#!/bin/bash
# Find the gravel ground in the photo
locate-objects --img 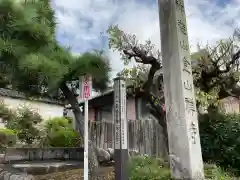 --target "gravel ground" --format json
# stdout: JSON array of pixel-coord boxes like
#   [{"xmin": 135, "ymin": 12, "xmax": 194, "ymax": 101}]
[{"xmin": 34, "ymin": 167, "xmax": 114, "ymax": 180}]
